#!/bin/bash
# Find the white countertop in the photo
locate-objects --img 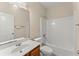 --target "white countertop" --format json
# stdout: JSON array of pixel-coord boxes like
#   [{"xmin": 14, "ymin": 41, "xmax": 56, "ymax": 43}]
[{"xmin": 0, "ymin": 40, "xmax": 40, "ymax": 56}]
